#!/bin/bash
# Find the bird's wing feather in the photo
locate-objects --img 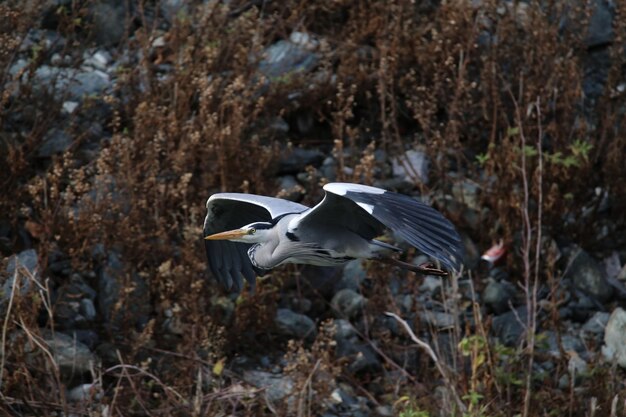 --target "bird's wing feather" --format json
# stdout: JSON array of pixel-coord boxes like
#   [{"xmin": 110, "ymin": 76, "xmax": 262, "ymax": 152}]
[
  {"xmin": 204, "ymin": 193, "xmax": 309, "ymax": 291},
  {"xmin": 295, "ymin": 183, "xmax": 464, "ymax": 271}
]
